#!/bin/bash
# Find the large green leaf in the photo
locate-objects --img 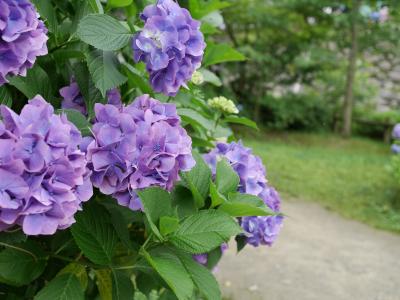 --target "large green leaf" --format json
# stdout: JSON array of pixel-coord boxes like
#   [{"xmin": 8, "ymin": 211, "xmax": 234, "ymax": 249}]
[
  {"xmin": 0, "ymin": 86, "xmax": 12, "ymax": 107},
  {"xmin": 223, "ymin": 115, "xmax": 258, "ymax": 130},
  {"xmin": 180, "ymin": 152, "xmax": 212, "ymax": 208},
  {"xmin": 122, "ymin": 63, "xmax": 153, "ymax": 95},
  {"xmin": 94, "ymin": 269, "xmax": 112, "ymax": 300},
  {"xmin": 71, "ymin": 201, "xmax": 118, "ymax": 265},
  {"xmin": 77, "ymin": 14, "xmax": 133, "ymax": 50},
  {"xmin": 32, "ymin": 0, "xmax": 58, "ymax": 33},
  {"xmin": 8, "ymin": 65, "xmax": 54, "ymax": 101},
  {"xmin": 86, "ymin": 50, "xmax": 127, "ymax": 97},
  {"xmin": 219, "ymin": 192, "xmax": 275, "ymax": 217},
  {"xmin": 168, "ymin": 210, "xmax": 241, "ymax": 254},
  {"xmin": 57, "ymin": 263, "xmax": 88, "ymax": 290},
  {"xmin": 108, "ymin": 0, "xmax": 133, "ymax": 8},
  {"xmin": 88, "ymin": 0, "xmax": 104, "ymax": 13},
  {"xmin": 142, "ymin": 247, "xmax": 194, "ymax": 300},
  {"xmin": 111, "ymin": 270, "xmax": 134, "ymax": 300},
  {"xmin": 215, "ymin": 159, "xmax": 240, "ymax": 196},
  {"xmin": 177, "ymin": 108, "xmax": 215, "ymax": 131},
  {"xmin": 198, "ymin": 69, "xmax": 222, "ymax": 86},
  {"xmin": 34, "ymin": 274, "xmax": 84, "ymax": 300},
  {"xmin": 137, "ymin": 187, "xmax": 174, "ymax": 224},
  {"xmin": 176, "ymin": 251, "xmax": 221, "ymax": 300},
  {"xmin": 203, "ymin": 43, "xmax": 246, "ymax": 67},
  {"xmin": 0, "ymin": 241, "xmax": 47, "ymax": 286}
]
